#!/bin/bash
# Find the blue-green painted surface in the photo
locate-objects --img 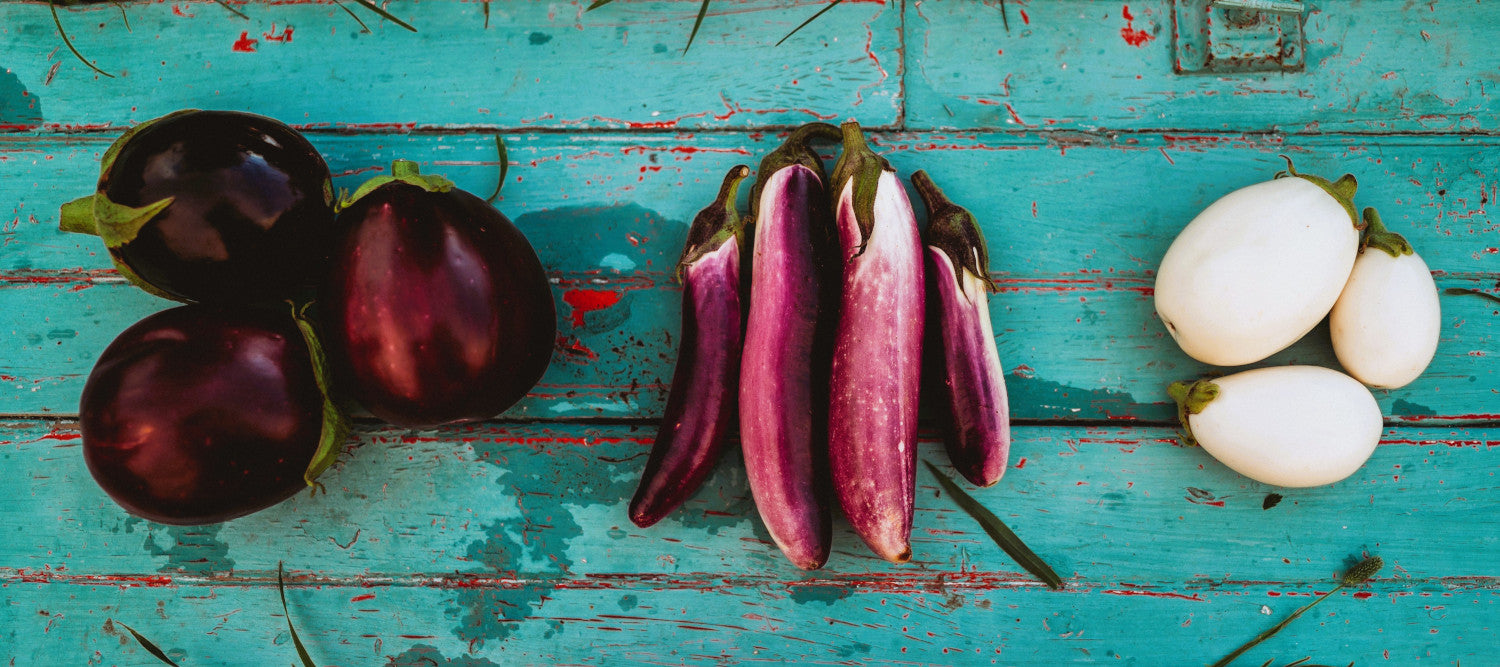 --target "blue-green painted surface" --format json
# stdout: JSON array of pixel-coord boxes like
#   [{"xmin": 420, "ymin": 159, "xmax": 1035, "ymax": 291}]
[{"xmin": 0, "ymin": 1, "xmax": 1495, "ymax": 665}]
